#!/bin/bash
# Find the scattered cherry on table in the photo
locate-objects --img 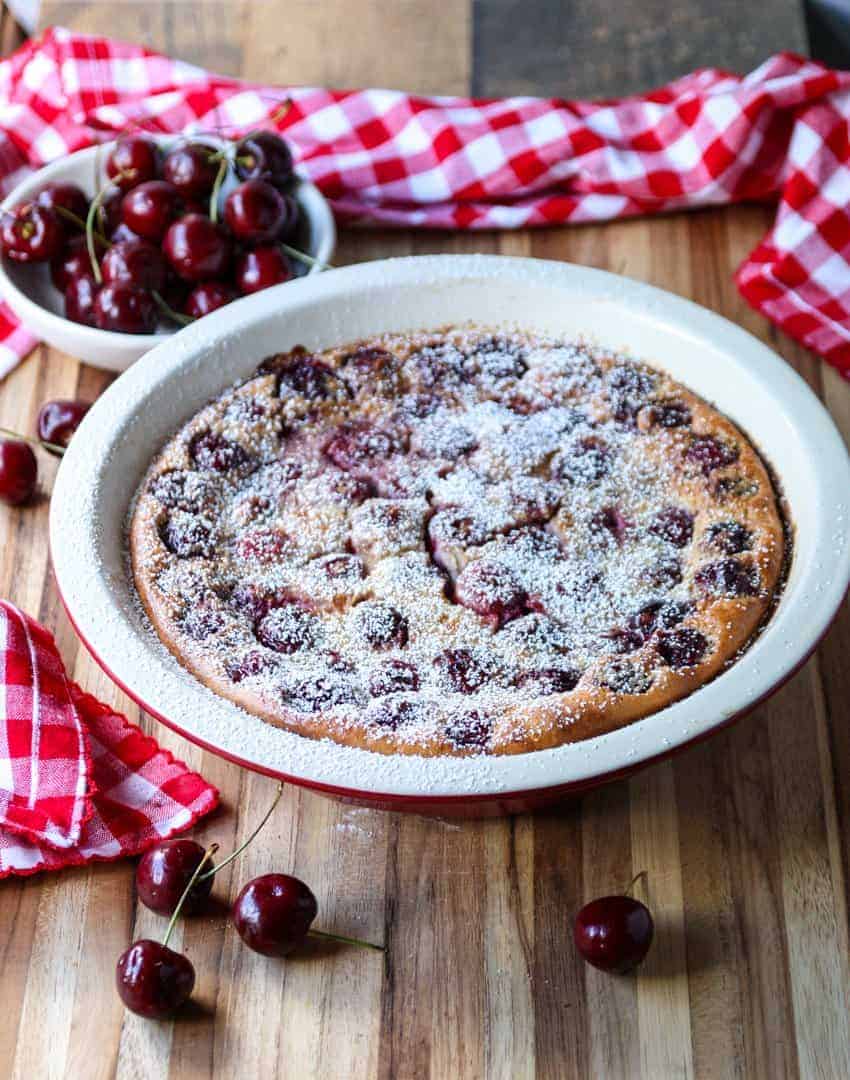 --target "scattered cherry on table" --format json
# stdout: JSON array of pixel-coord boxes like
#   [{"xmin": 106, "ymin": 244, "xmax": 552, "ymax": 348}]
[
  {"xmin": 232, "ymin": 874, "xmax": 319, "ymax": 957},
  {"xmin": 574, "ymin": 894, "xmax": 654, "ymax": 973},
  {"xmin": 0, "ymin": 440, "xmax": 37, "ymax": 505},
  {"xmin": 136, "ymin": 839, "xmax": 215, "ymax": 916},
  {"xmin": 115, "ymin": 939, "xmax": 196, "ymax": 1020},
  {"xmin": 37, "ymin": 399, "xmax": 90, "ymax": 450}
]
